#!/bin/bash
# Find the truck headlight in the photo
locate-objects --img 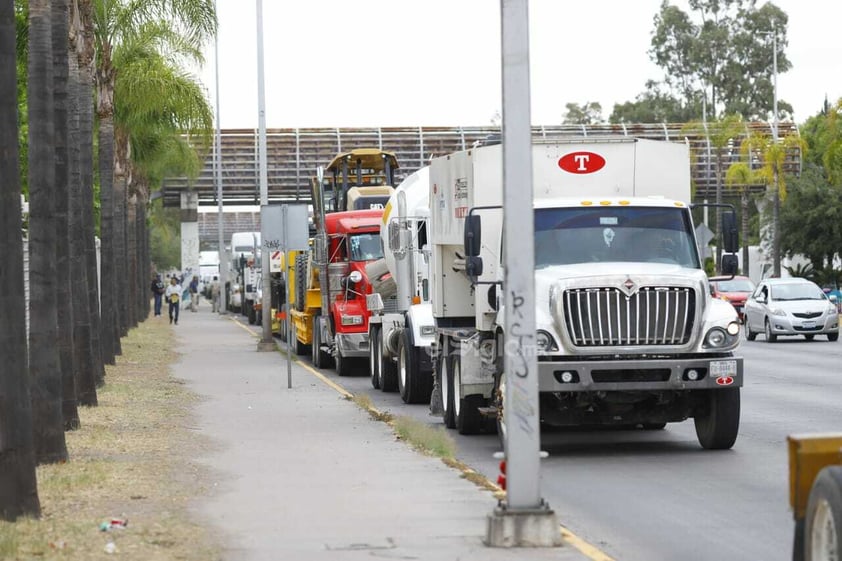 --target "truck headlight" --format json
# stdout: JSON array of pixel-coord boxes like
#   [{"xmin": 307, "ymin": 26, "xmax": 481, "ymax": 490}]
[
  {"xmin": 703, "ymin": 326, "xmax": 738, "ymax": 349},
  {"xmin": 536, "ymin": 330, "xmax": 558, "ymax": 352},
  {"xmin": 341, "ymin": 314, "xmax": 364, "ymax": 326}
]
